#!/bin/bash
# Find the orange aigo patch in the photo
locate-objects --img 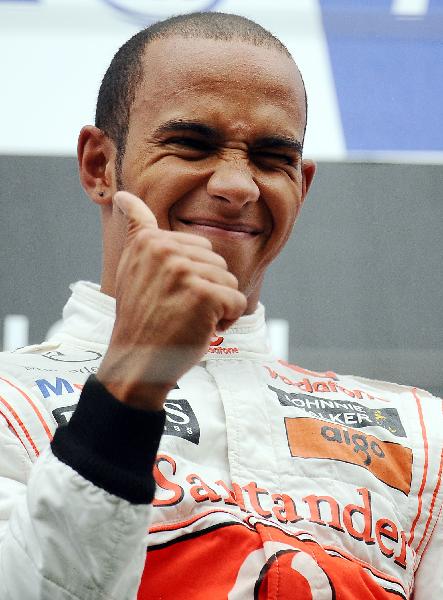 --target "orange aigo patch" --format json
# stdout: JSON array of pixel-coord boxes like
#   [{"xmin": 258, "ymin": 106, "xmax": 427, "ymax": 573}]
[{"xmin": 285, "ymin": 417, "xmax": 412, "ymax": 495}]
